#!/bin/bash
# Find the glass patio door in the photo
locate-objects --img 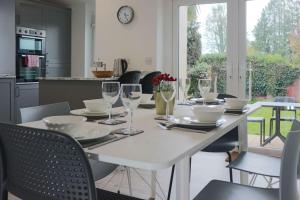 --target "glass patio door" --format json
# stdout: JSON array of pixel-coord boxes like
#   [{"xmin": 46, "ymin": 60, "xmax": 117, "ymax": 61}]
[
  {"xmin": 244, "ymin": 0, "xmax": 300, "ymax": 147},
  {"xmin": 173, "ymin": 0, "xmax": 241, "ymax": 99}
]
